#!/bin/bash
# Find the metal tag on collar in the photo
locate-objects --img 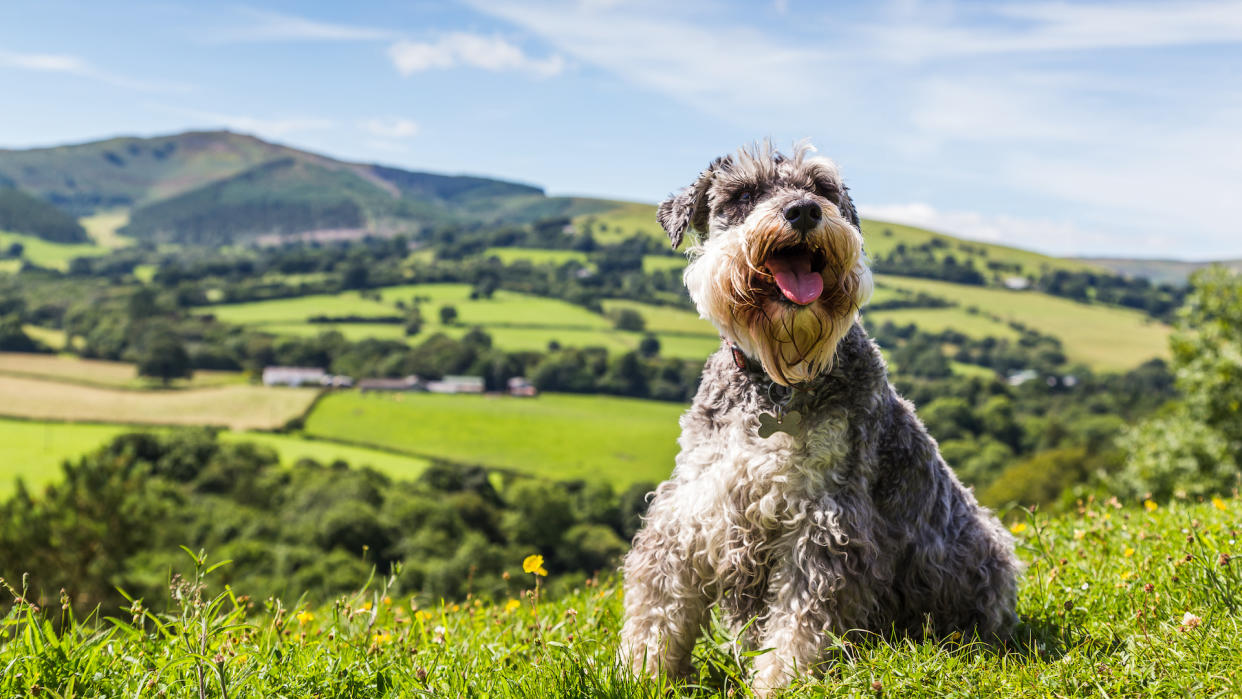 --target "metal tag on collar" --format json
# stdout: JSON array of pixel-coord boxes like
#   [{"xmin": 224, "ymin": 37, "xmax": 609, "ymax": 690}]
[{"xmin": 758, "ymin": 383, "xmax": 801, "ymax": 438}]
